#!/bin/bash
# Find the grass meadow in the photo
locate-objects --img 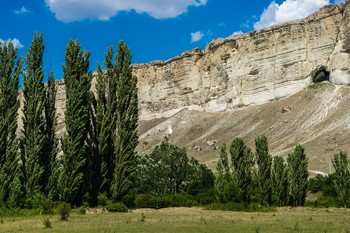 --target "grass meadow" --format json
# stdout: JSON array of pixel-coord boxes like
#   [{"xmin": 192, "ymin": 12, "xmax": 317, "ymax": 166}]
[{"xmin": 1, "ymin": 207, "xmax": 350, "ymax": 233}]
